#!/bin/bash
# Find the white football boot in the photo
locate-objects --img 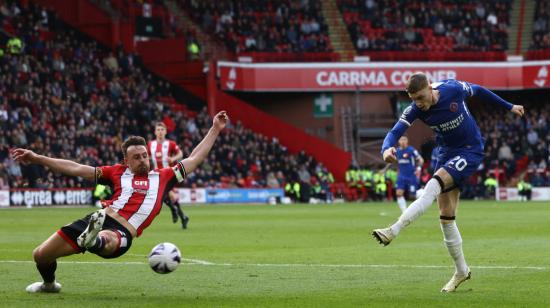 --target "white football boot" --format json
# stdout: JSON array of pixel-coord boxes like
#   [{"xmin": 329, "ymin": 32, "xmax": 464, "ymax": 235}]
[
  {"xmin": 372, "ymin": 227, "xmax": 396, "ymax": 246},
  {"xmin": 441, "ymin": 268, "xmax": 471, "ymax": 292},
  {"xmin": 26, "ymin": 281, "xmax": 62, "ymax": 293},
  {"xmin": 77, "ymin": 209, "xmax": 106, "ymax": 248}
]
